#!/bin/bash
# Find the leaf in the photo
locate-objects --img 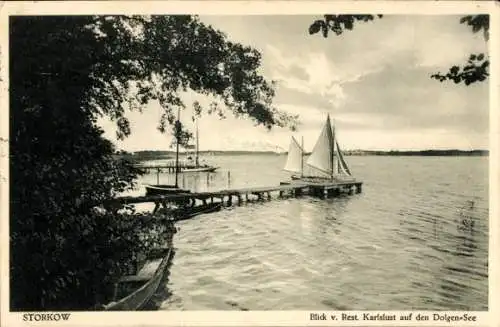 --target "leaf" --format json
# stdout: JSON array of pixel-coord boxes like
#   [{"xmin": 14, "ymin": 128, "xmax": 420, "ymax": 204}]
[
  {"xmin": 477, "ymin": 53, "xmax": 484, "ymax": 61},
  {"xmin": 309, "ymin": 21, "xmax": 323, "ymax": 35},
  {"xmin": 460, "ymin": 16, "xmax": 471, "ymax": 24},
  {"xmin": 450, "ymin": 66, "xmax": 460, "ymax": 75},
  {"xmin": 344, "ymin": 19, "xmax": 353, "ymax": 30},
  {"xmin": 322, "ymin": 24, "xmax": 329, "ymax": 38}
]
